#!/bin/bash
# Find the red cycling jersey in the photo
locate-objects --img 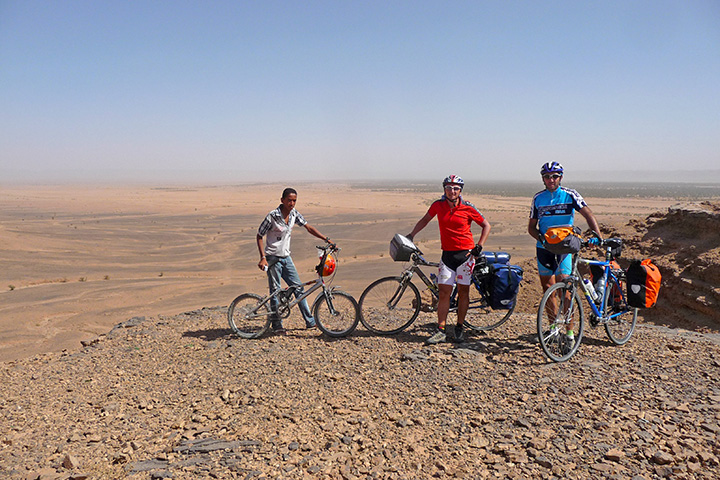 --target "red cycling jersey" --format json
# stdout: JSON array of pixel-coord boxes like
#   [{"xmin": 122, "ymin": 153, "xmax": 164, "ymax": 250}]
[{"xmin": 426, "ymin": 197, "xmax": 485, "ymax": 251}]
